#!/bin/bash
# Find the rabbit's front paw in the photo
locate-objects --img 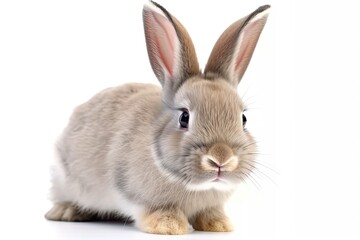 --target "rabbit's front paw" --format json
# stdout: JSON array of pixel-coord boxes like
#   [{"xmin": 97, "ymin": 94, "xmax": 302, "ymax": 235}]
[
  {"xmin": 139, "ymin": 208, "xmax": 189, "ymax": 235},
  {"xmin": 191, "ymin": 207, "xmax": 233, "ymax": 232}
]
